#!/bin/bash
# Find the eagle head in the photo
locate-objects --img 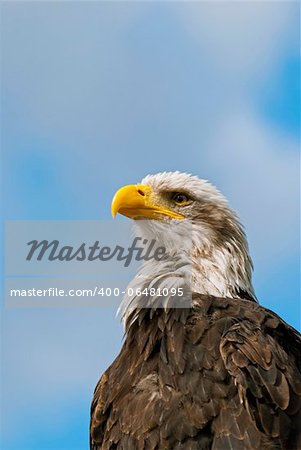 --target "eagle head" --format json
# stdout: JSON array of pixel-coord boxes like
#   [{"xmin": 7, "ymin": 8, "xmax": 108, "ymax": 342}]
[{"xmin": 111, "ymin": 171, "xmax": 256, "ymax": 315}]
